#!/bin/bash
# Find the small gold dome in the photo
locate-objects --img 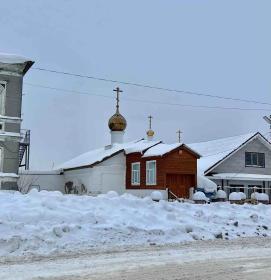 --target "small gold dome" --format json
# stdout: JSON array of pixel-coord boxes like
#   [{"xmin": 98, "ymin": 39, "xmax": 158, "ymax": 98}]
[
  {"xmin": 108, "ymin": 113, "xmax": 127, "ymax": 131},
  {"xmin": 147, "ymin": 129, "xmax": 154, "ymax": 137}
]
